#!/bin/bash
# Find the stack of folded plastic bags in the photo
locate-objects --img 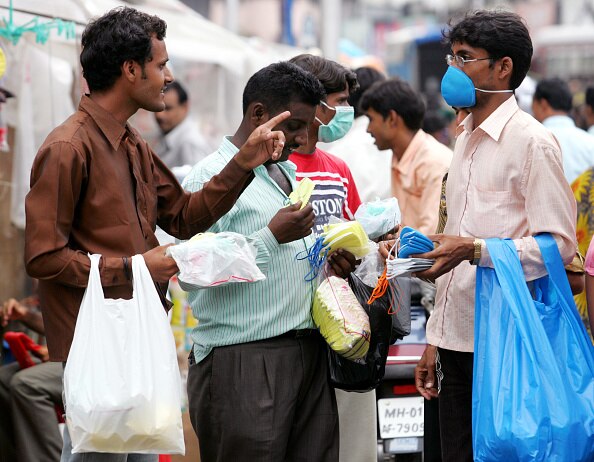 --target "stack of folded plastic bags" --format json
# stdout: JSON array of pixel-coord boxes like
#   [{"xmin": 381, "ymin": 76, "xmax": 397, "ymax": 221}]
[
  {"xmin": 308, "ymin": 219, "xmax": 373, "ymax": 360},
  {"xmin": 167, "ymin": 232, "xmax": 265, "ymax": 290},
  {"xmin": 313, "ymin": 276, "xmax": 371, "ymax": 361}
]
